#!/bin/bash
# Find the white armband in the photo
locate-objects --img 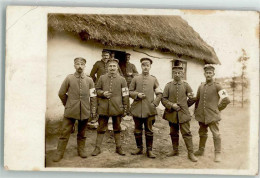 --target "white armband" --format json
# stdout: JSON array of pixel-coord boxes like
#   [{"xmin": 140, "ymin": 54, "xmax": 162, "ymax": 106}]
[
  {"xmin": 90, "ymin": 88, "xmax": 97, "ymax": 97},
  {"xmin": 155, "ymin": 87, "xmax": 163, "ymax": 94},
  {"xmin": 218, "ymin": 89, "xmax": 228, "ymax": 99},
  {"xmin": 122, "ymin": 87, "xmax": 129, "ymax": 96}
]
